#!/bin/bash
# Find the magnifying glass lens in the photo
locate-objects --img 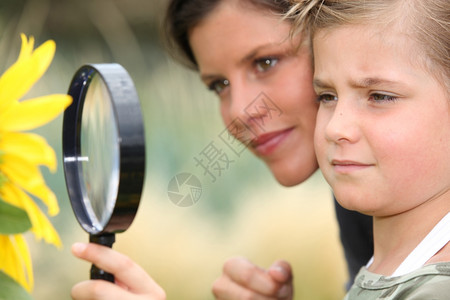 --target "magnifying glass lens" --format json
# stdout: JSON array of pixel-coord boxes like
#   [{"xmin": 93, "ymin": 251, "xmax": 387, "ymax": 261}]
[{"xmin": 79, "ymin": 74, "xmax": 120, "ymax": 232}]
